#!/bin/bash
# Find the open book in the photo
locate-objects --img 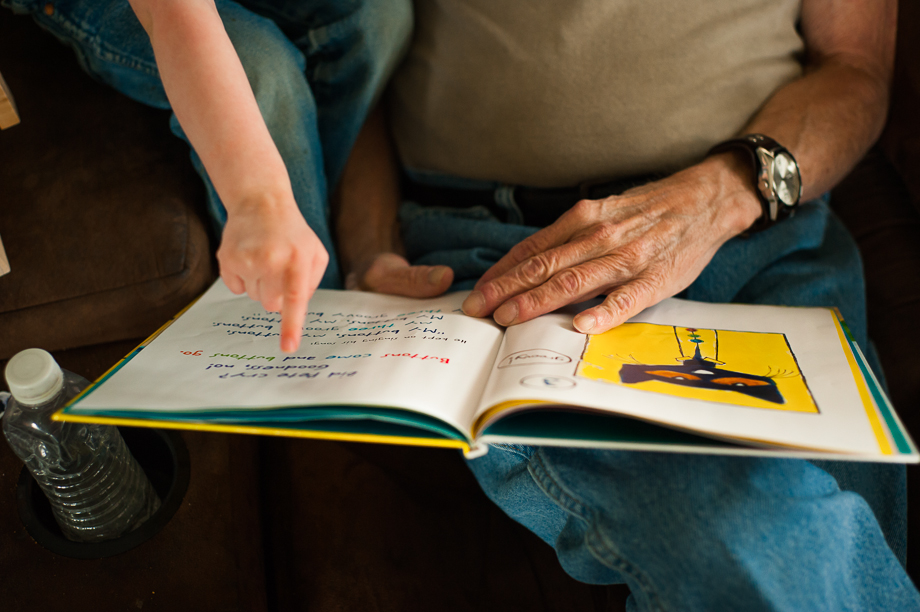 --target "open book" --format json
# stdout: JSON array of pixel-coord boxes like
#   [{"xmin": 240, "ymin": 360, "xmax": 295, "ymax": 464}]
[{"xmin": 57, "ymin": 280, "xmax": 918, "ymax": 462}]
